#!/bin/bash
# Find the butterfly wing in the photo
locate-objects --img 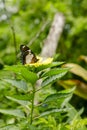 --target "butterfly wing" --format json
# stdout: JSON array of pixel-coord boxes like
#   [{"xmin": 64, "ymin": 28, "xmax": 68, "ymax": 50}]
[{"xmin": 20, "ymin": 45, "xmax": 38, "ymax": 65}]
